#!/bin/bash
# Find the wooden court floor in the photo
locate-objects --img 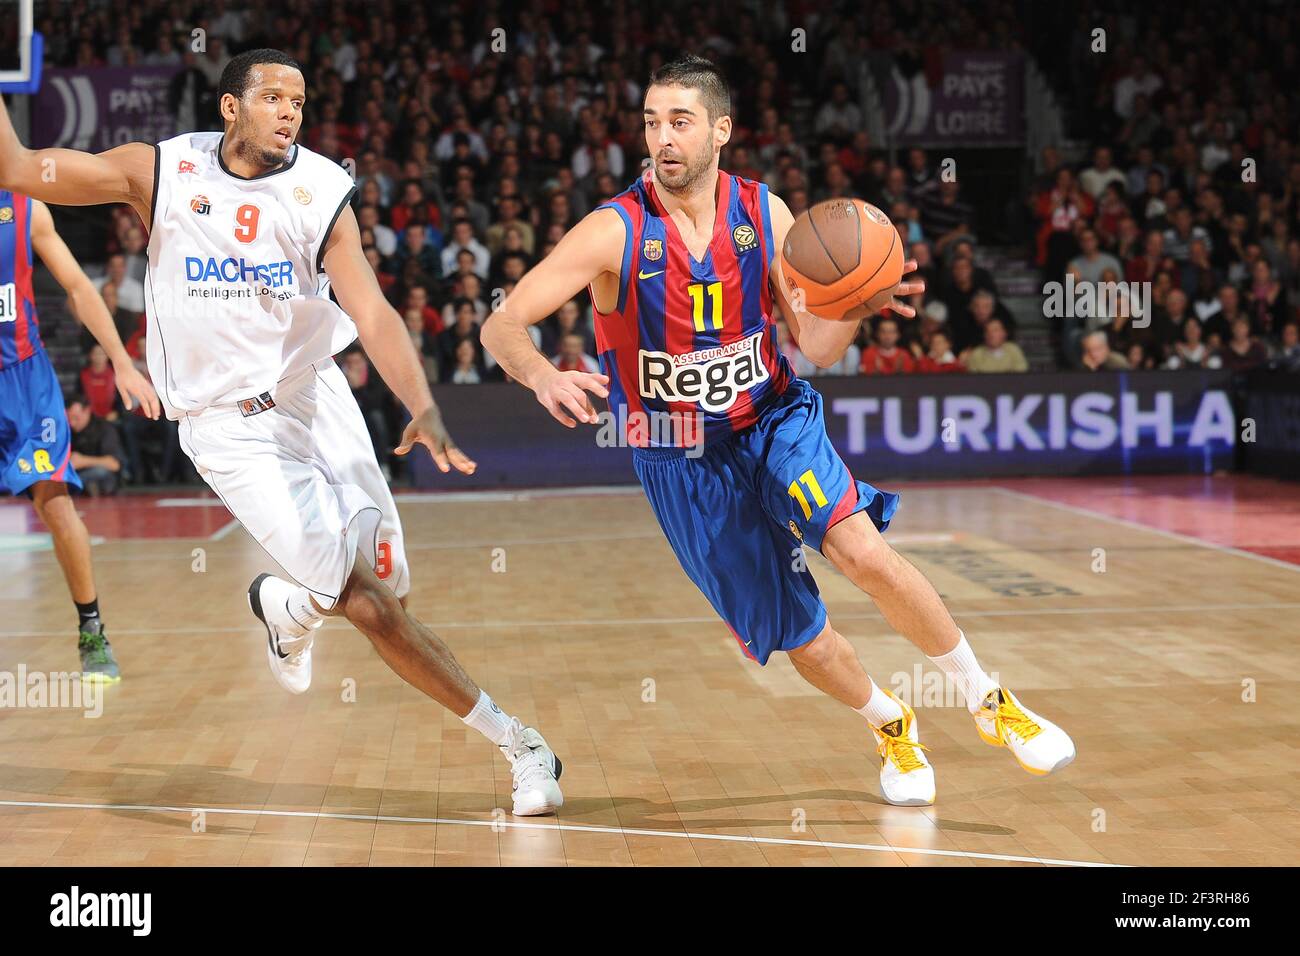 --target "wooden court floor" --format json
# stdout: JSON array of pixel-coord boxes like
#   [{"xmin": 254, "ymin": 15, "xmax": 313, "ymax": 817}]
[{"xmin": 1, "ymin": 479, "xmax": 1298, "ymax": 866}]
